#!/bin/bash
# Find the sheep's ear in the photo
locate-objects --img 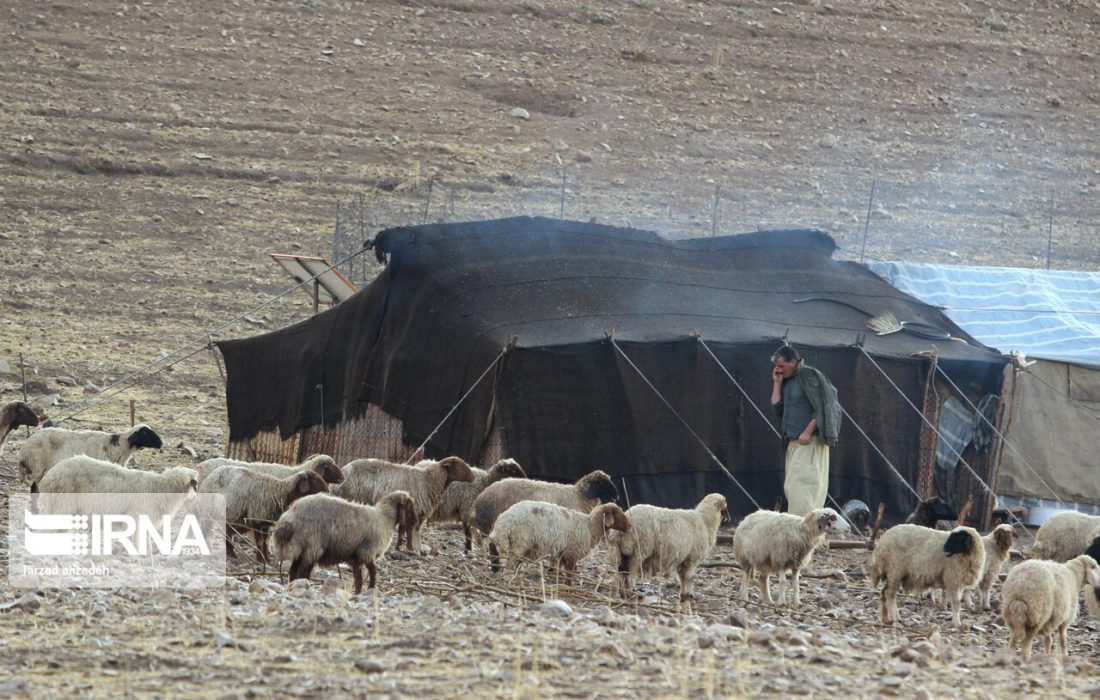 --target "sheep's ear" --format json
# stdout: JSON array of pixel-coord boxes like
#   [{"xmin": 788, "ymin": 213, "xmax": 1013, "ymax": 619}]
[
  {"xmin": 603, "ymin": 509, "xmax": 616, "ymax": 529},
  {"xmin": 297, "ymin": 476, "xmax": 312, "ymax": 494},
  {"xmin": 1087, "ymin": 564, "xmax": 1100, "ymax": 588}
]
